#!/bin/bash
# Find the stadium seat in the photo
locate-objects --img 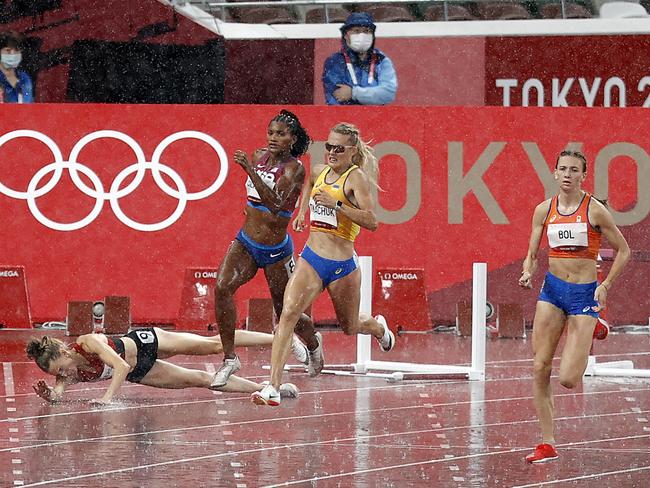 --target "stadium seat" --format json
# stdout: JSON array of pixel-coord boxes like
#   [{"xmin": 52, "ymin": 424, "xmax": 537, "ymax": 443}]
[
  {"xmin": 540, "ymin": 2, "xmax": 593, "ymax": 18},
  {"xmin": 304, "ymin": 6, "xmax": 351, "ymax": 23},
  {"xmin": 599, "ymin": 1, "xmax": 650, "ymax": 17},
  {"xmin": 237, "ymin": 6, "xmax": 298, "ymax": 24},
  {"xmin": 358, "ymin": 5, "xmax": 417, "ymax": 22},
  {"xmin": 424, "ymin": 4, "xmax": 477, "ymax": 20},
  {"xmin": 475, "ymin": 1, "xmax": 533, "ymax": 19}
]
